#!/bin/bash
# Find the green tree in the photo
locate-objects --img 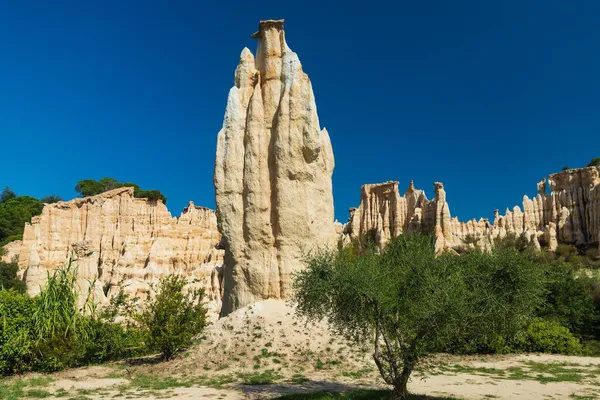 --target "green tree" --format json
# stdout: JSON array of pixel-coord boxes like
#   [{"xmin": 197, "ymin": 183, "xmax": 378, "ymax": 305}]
[
  {"xmin": 74, "ymin": 178, "xmax": 167, "ymax": 204},
  {"xmin": 0, "ymin": 187, "xmax": 16, "ymax": 204},
  {"xmin": 136, "ymin": 275, "xmax": 207, "ymax": 360},
  {"xmin": 0, "ymin": 196, "xmax": 44, "ymax": 245},
  {"xmin": 74, "ymin": 179, "xmax": 106, "ymax": 197},
  {"xmin": 588, "ymin": 157, "xmax": 600, "ymax": 167},
  {"xmin": 293, "ymin": 235, "xmax": 546, "ymax": 400},
  {"xmin": 40, "ymin": 194, "xmax": 63, "ymax": 204}
]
